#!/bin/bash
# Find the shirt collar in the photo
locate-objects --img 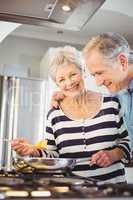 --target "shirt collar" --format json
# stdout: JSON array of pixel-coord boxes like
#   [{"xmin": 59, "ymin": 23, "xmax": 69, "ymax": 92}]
[
  {"xmin": 117, "ymin": 79, "xmax": 133, "ymax": 95},
  {"xmin": 129, "ymin": 79, "xmax": 133, "ymax": 90}
]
